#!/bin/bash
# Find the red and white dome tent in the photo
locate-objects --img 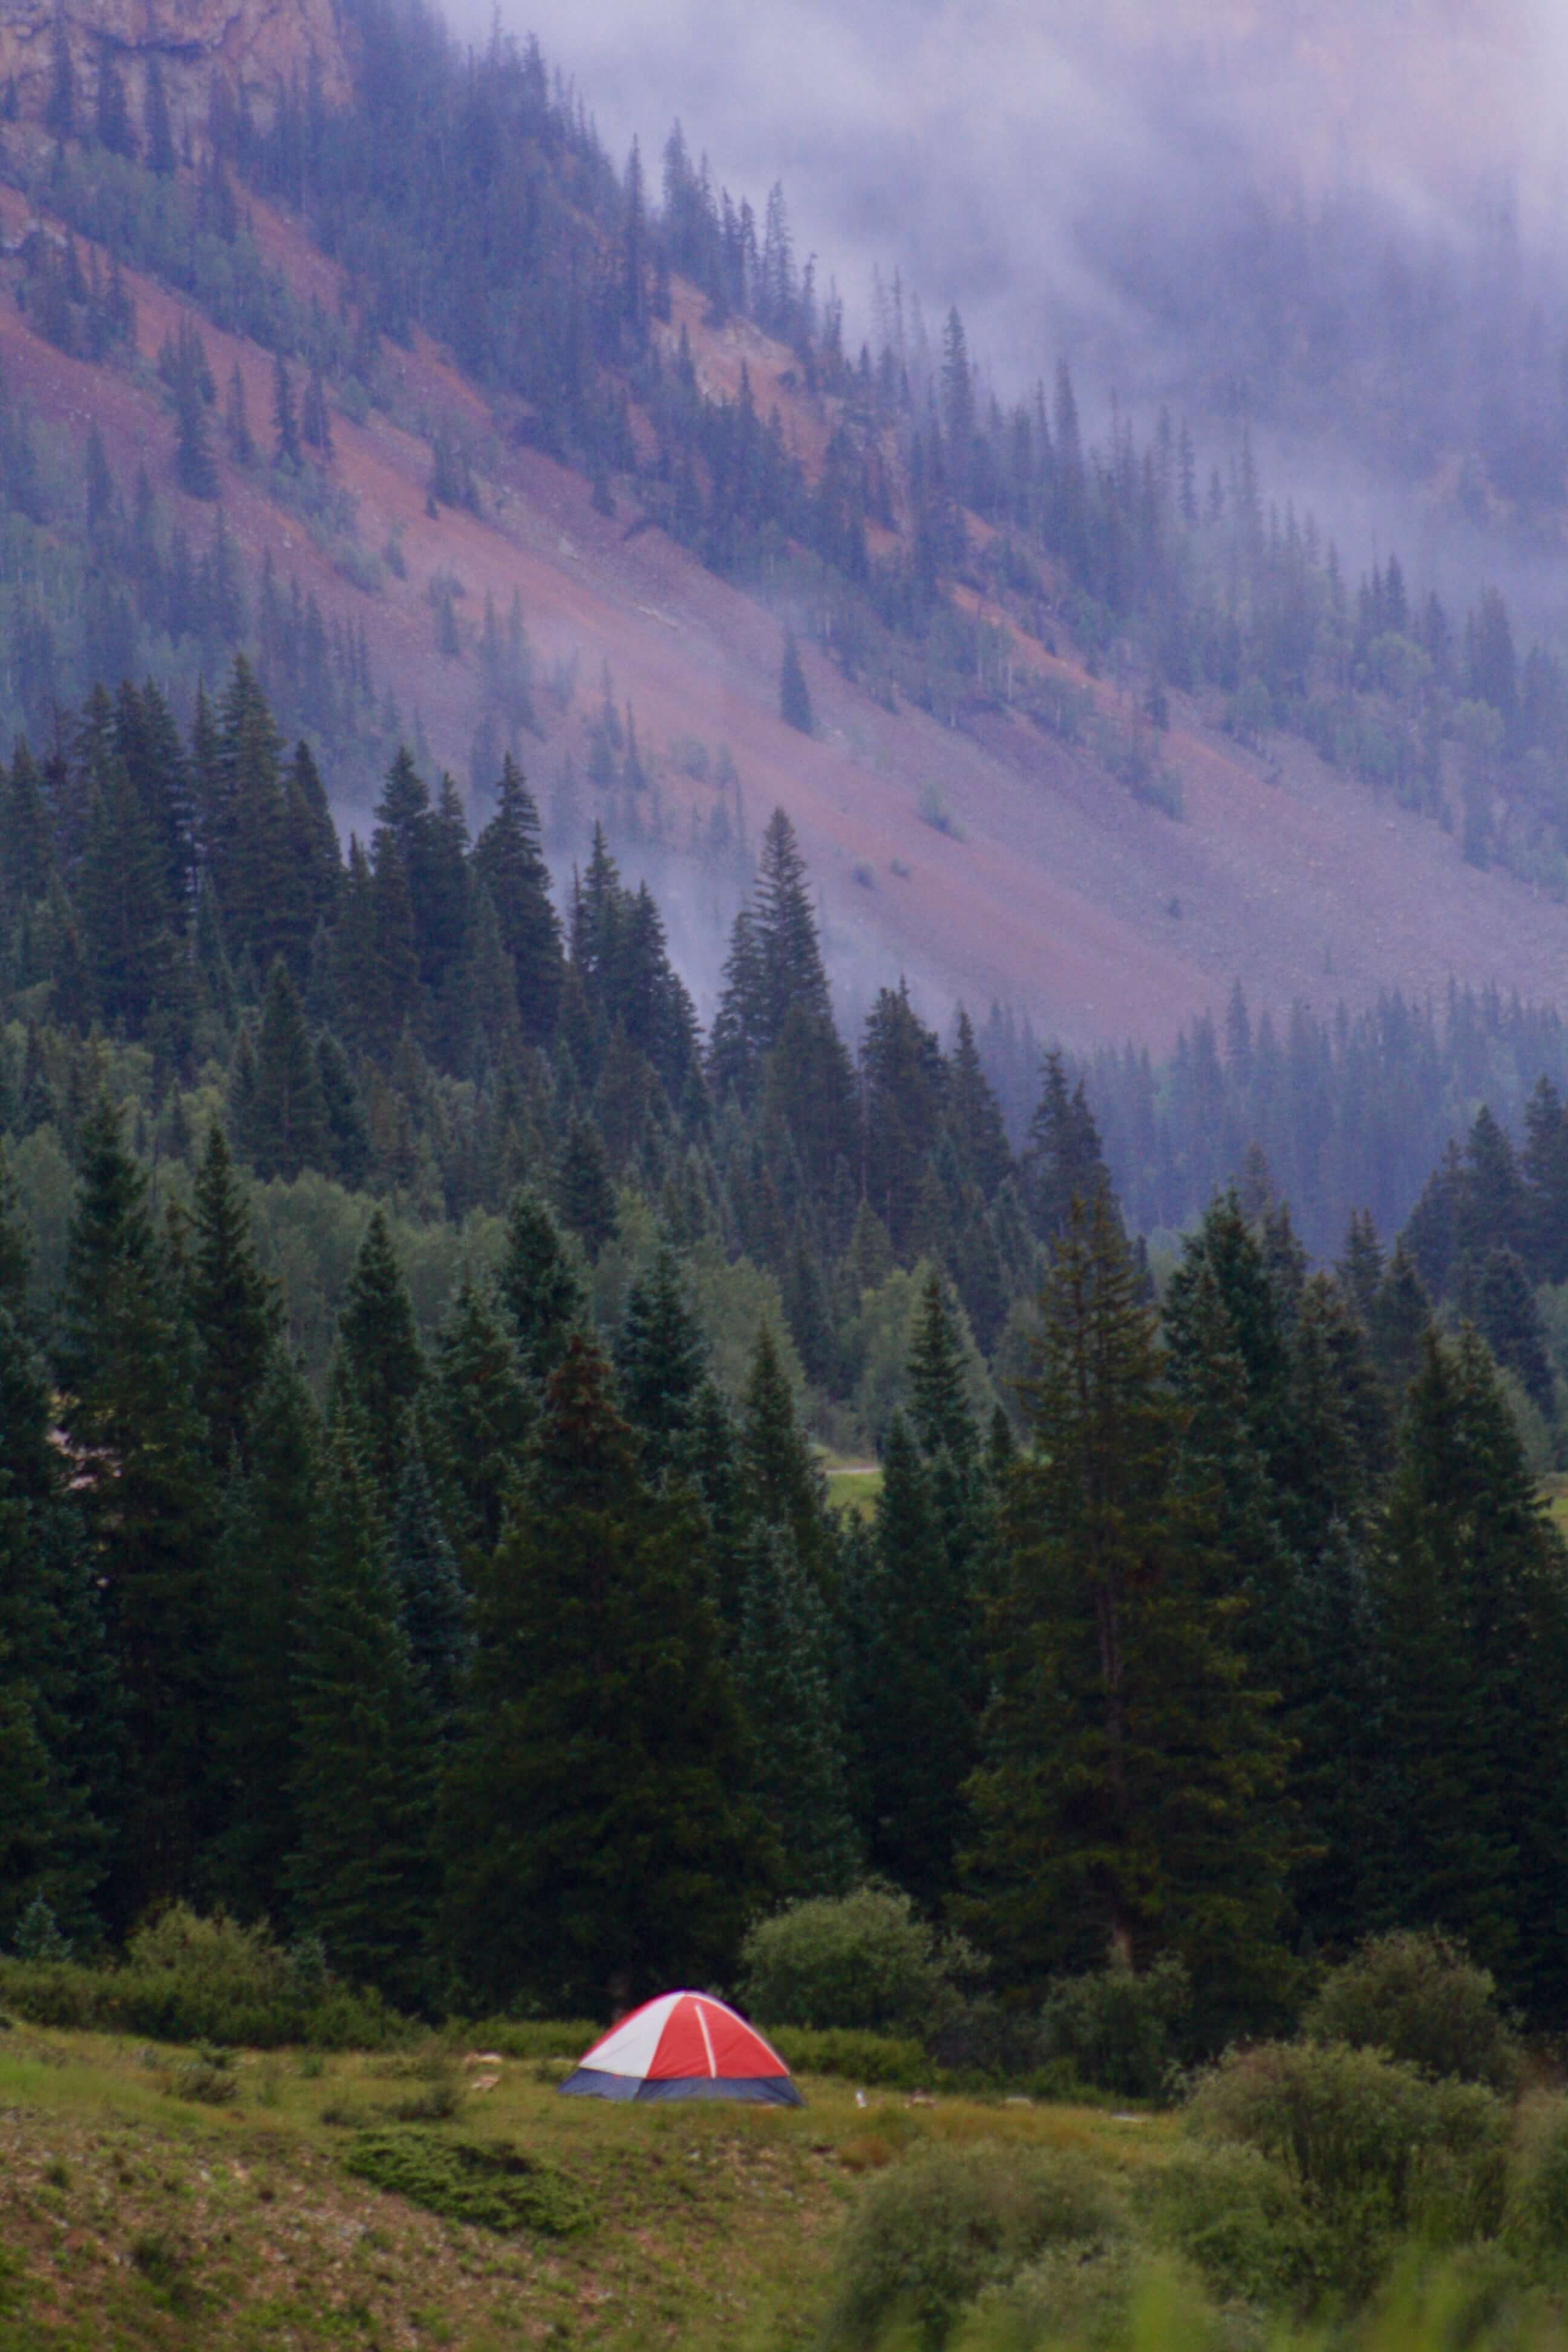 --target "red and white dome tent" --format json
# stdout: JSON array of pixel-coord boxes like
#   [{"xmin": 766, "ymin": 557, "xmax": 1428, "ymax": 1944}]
[{"xmin": 558, "ymin": 1991, "xmax": 803, "ymax": 2105}]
